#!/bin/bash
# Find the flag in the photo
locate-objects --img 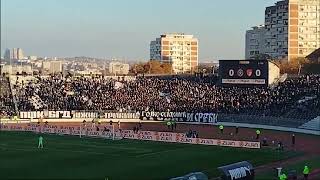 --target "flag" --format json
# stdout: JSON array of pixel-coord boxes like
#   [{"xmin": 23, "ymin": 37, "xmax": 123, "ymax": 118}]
[
  {"xmin": 166, "ymin": 96, "xmax": 171, "ymax": 103},
  {"xmin": 114, "ymin": 81, "xmax": 123, "ymax": 89}
]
